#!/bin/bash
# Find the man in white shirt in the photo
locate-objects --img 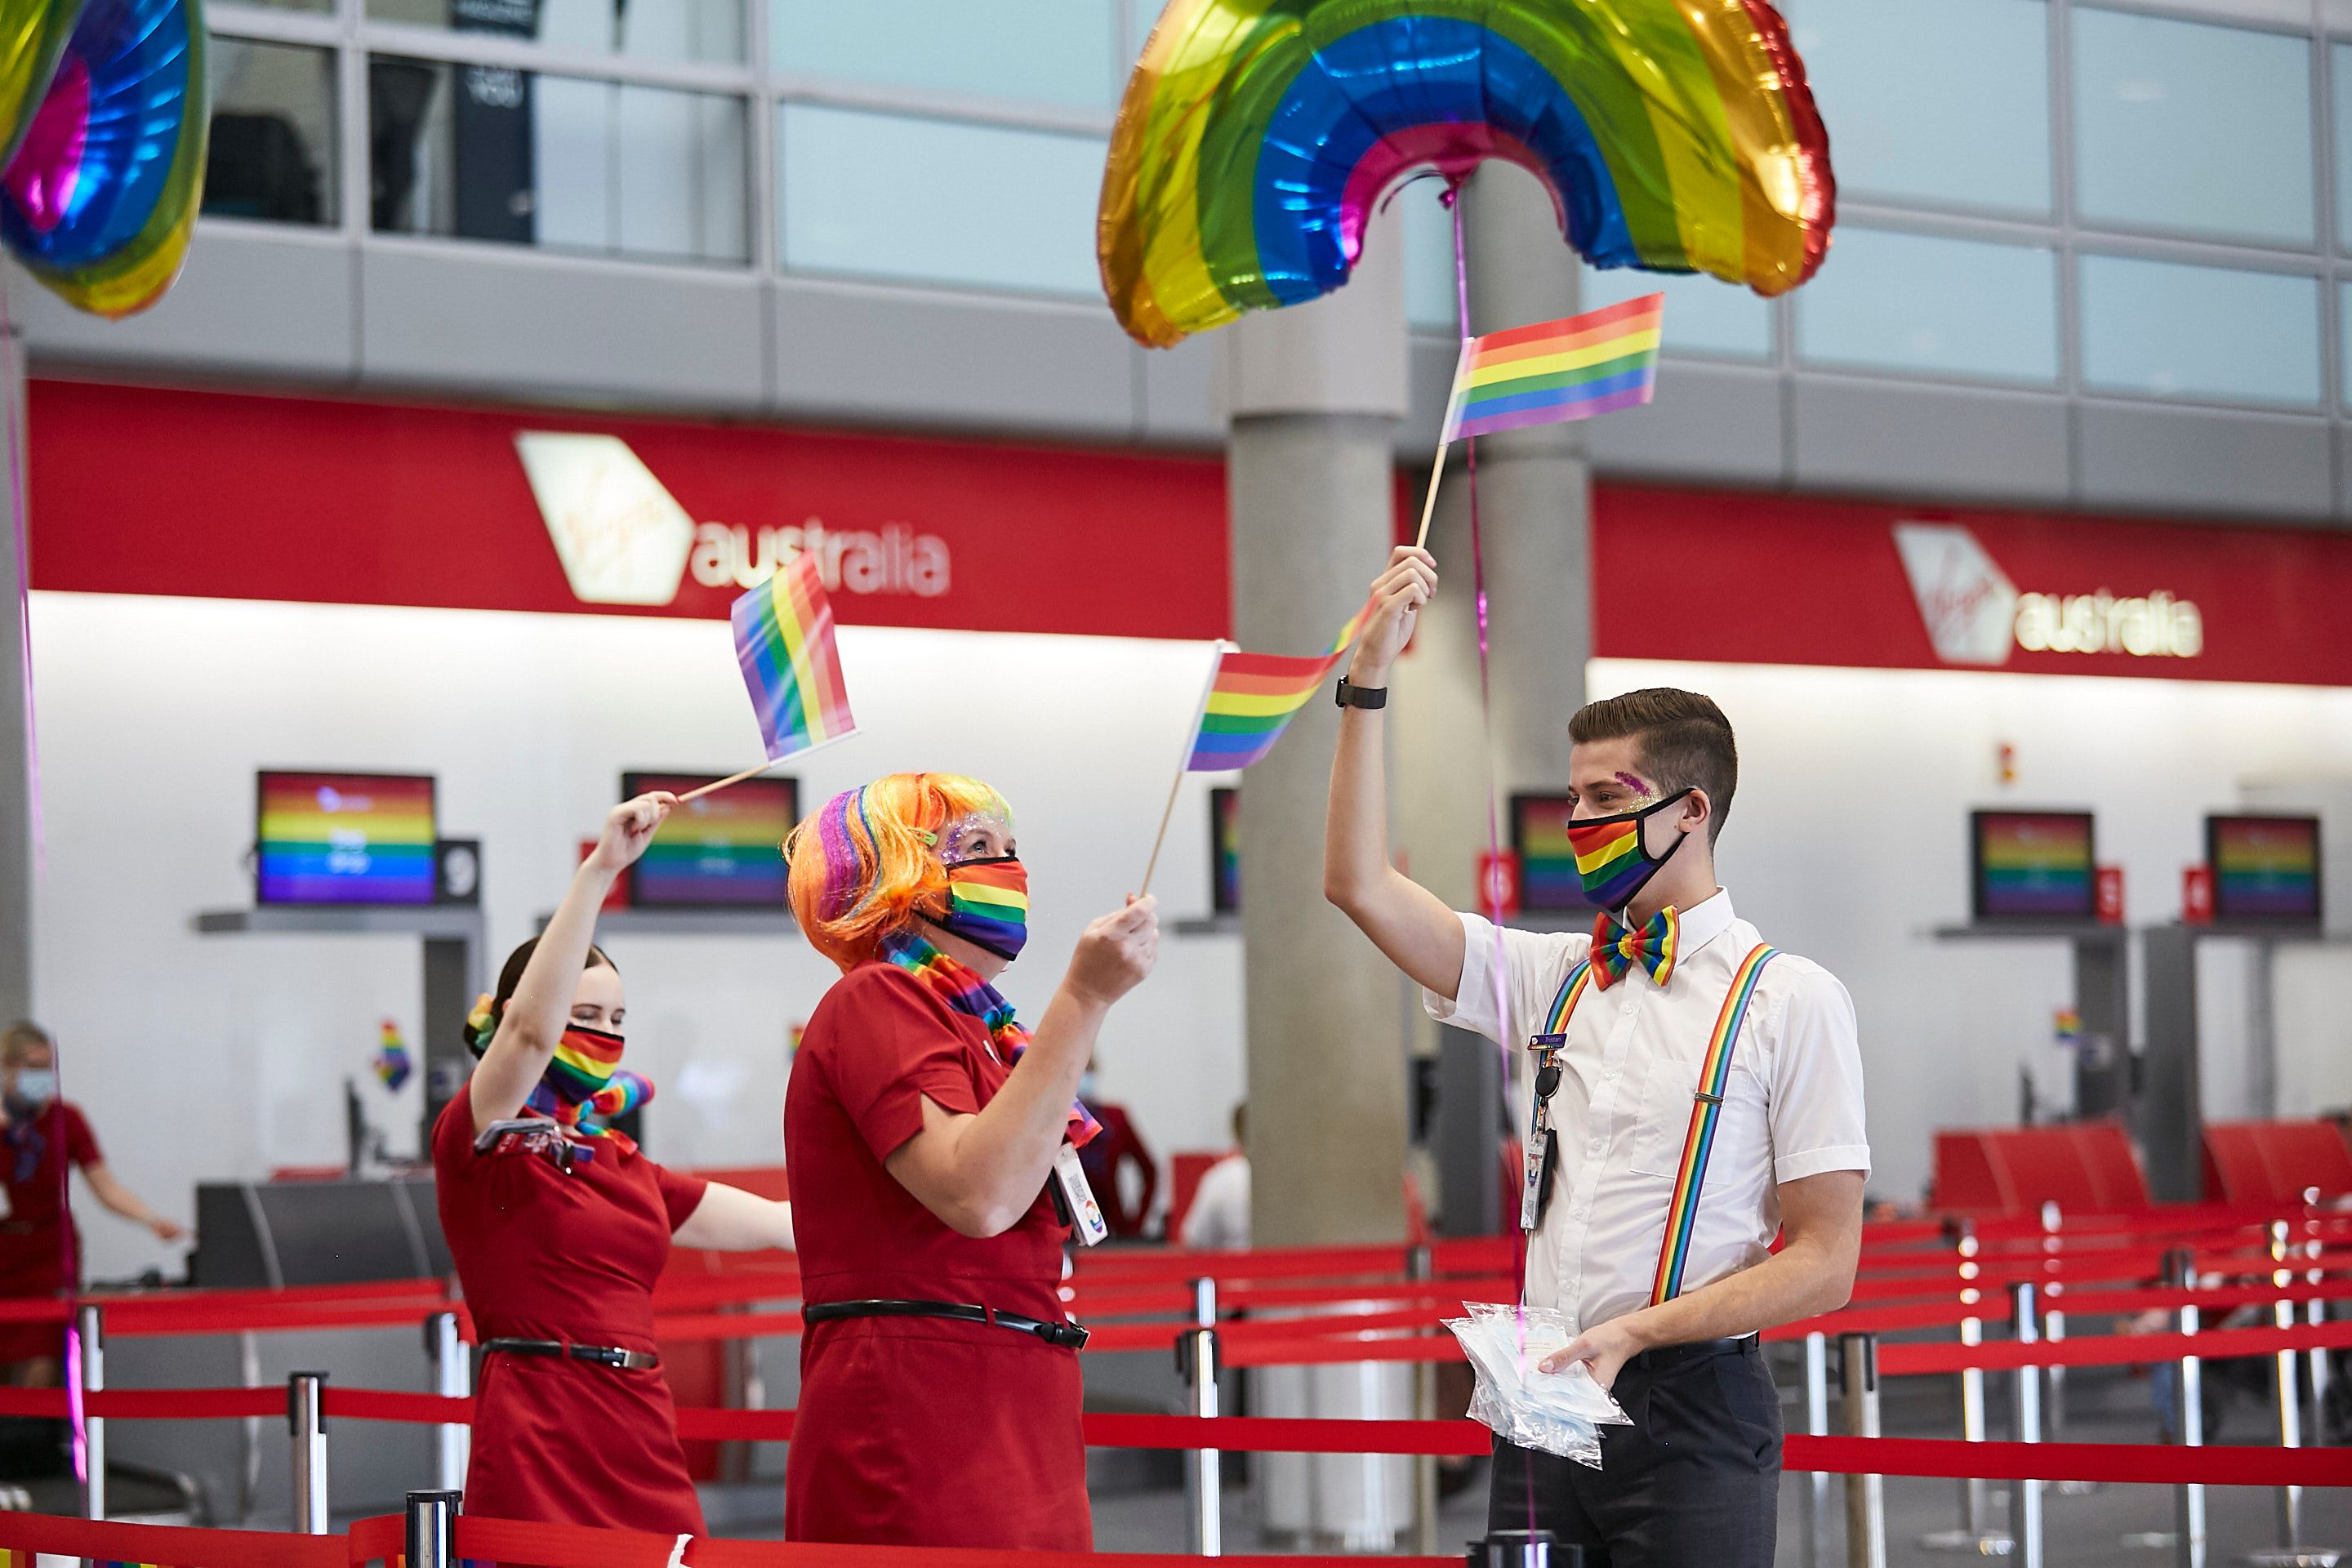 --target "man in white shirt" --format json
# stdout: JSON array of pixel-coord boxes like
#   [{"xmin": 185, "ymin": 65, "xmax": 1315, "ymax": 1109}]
[
  {"xmin": 1322, "ymin": 546, "xmax": 1869, "ymax": 1566},
  {"xmin": 1181, "ymin": 1106, "xmax": 1250, "ymax": 1250}
]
